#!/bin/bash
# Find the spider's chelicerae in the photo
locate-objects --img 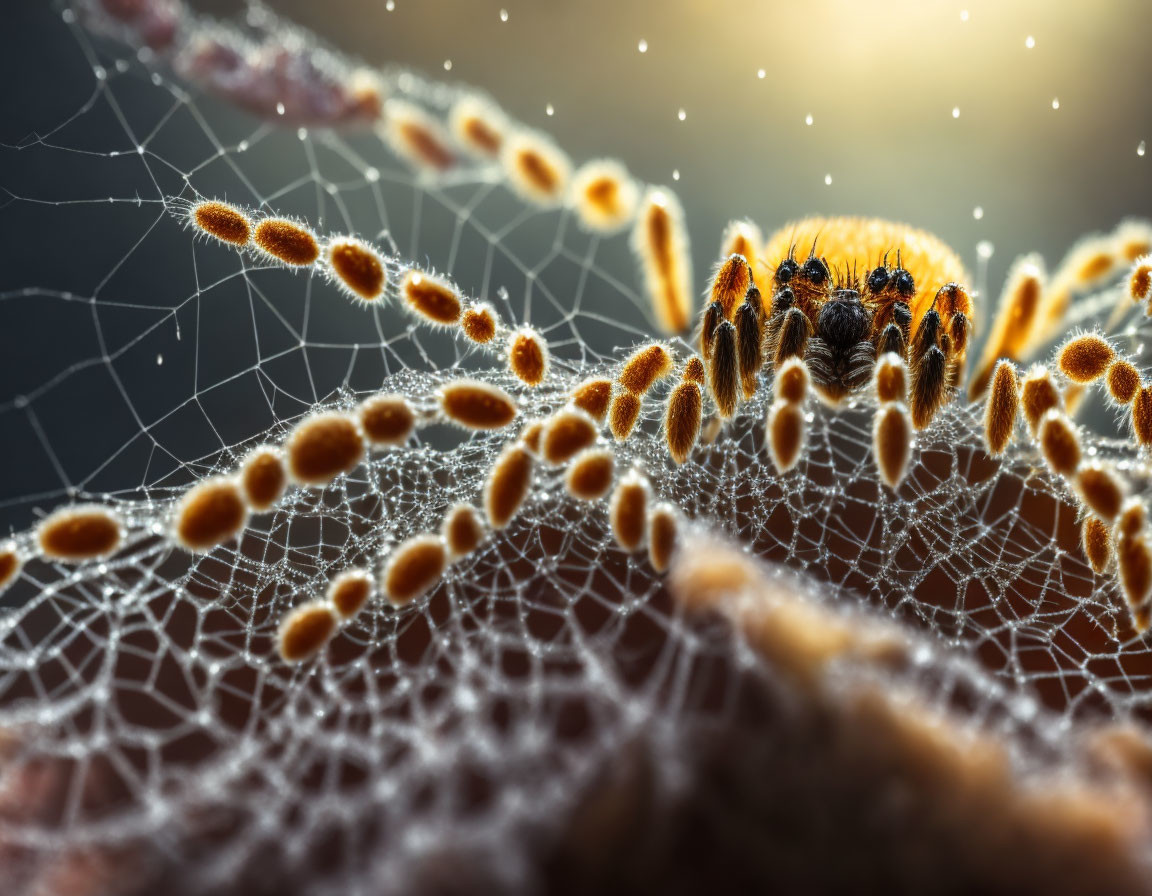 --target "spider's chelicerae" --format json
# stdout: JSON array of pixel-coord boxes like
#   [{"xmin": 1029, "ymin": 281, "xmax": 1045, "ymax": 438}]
[{"xmin": 698, "ymin": 216, "xmax": 973, "ymax": 429}]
